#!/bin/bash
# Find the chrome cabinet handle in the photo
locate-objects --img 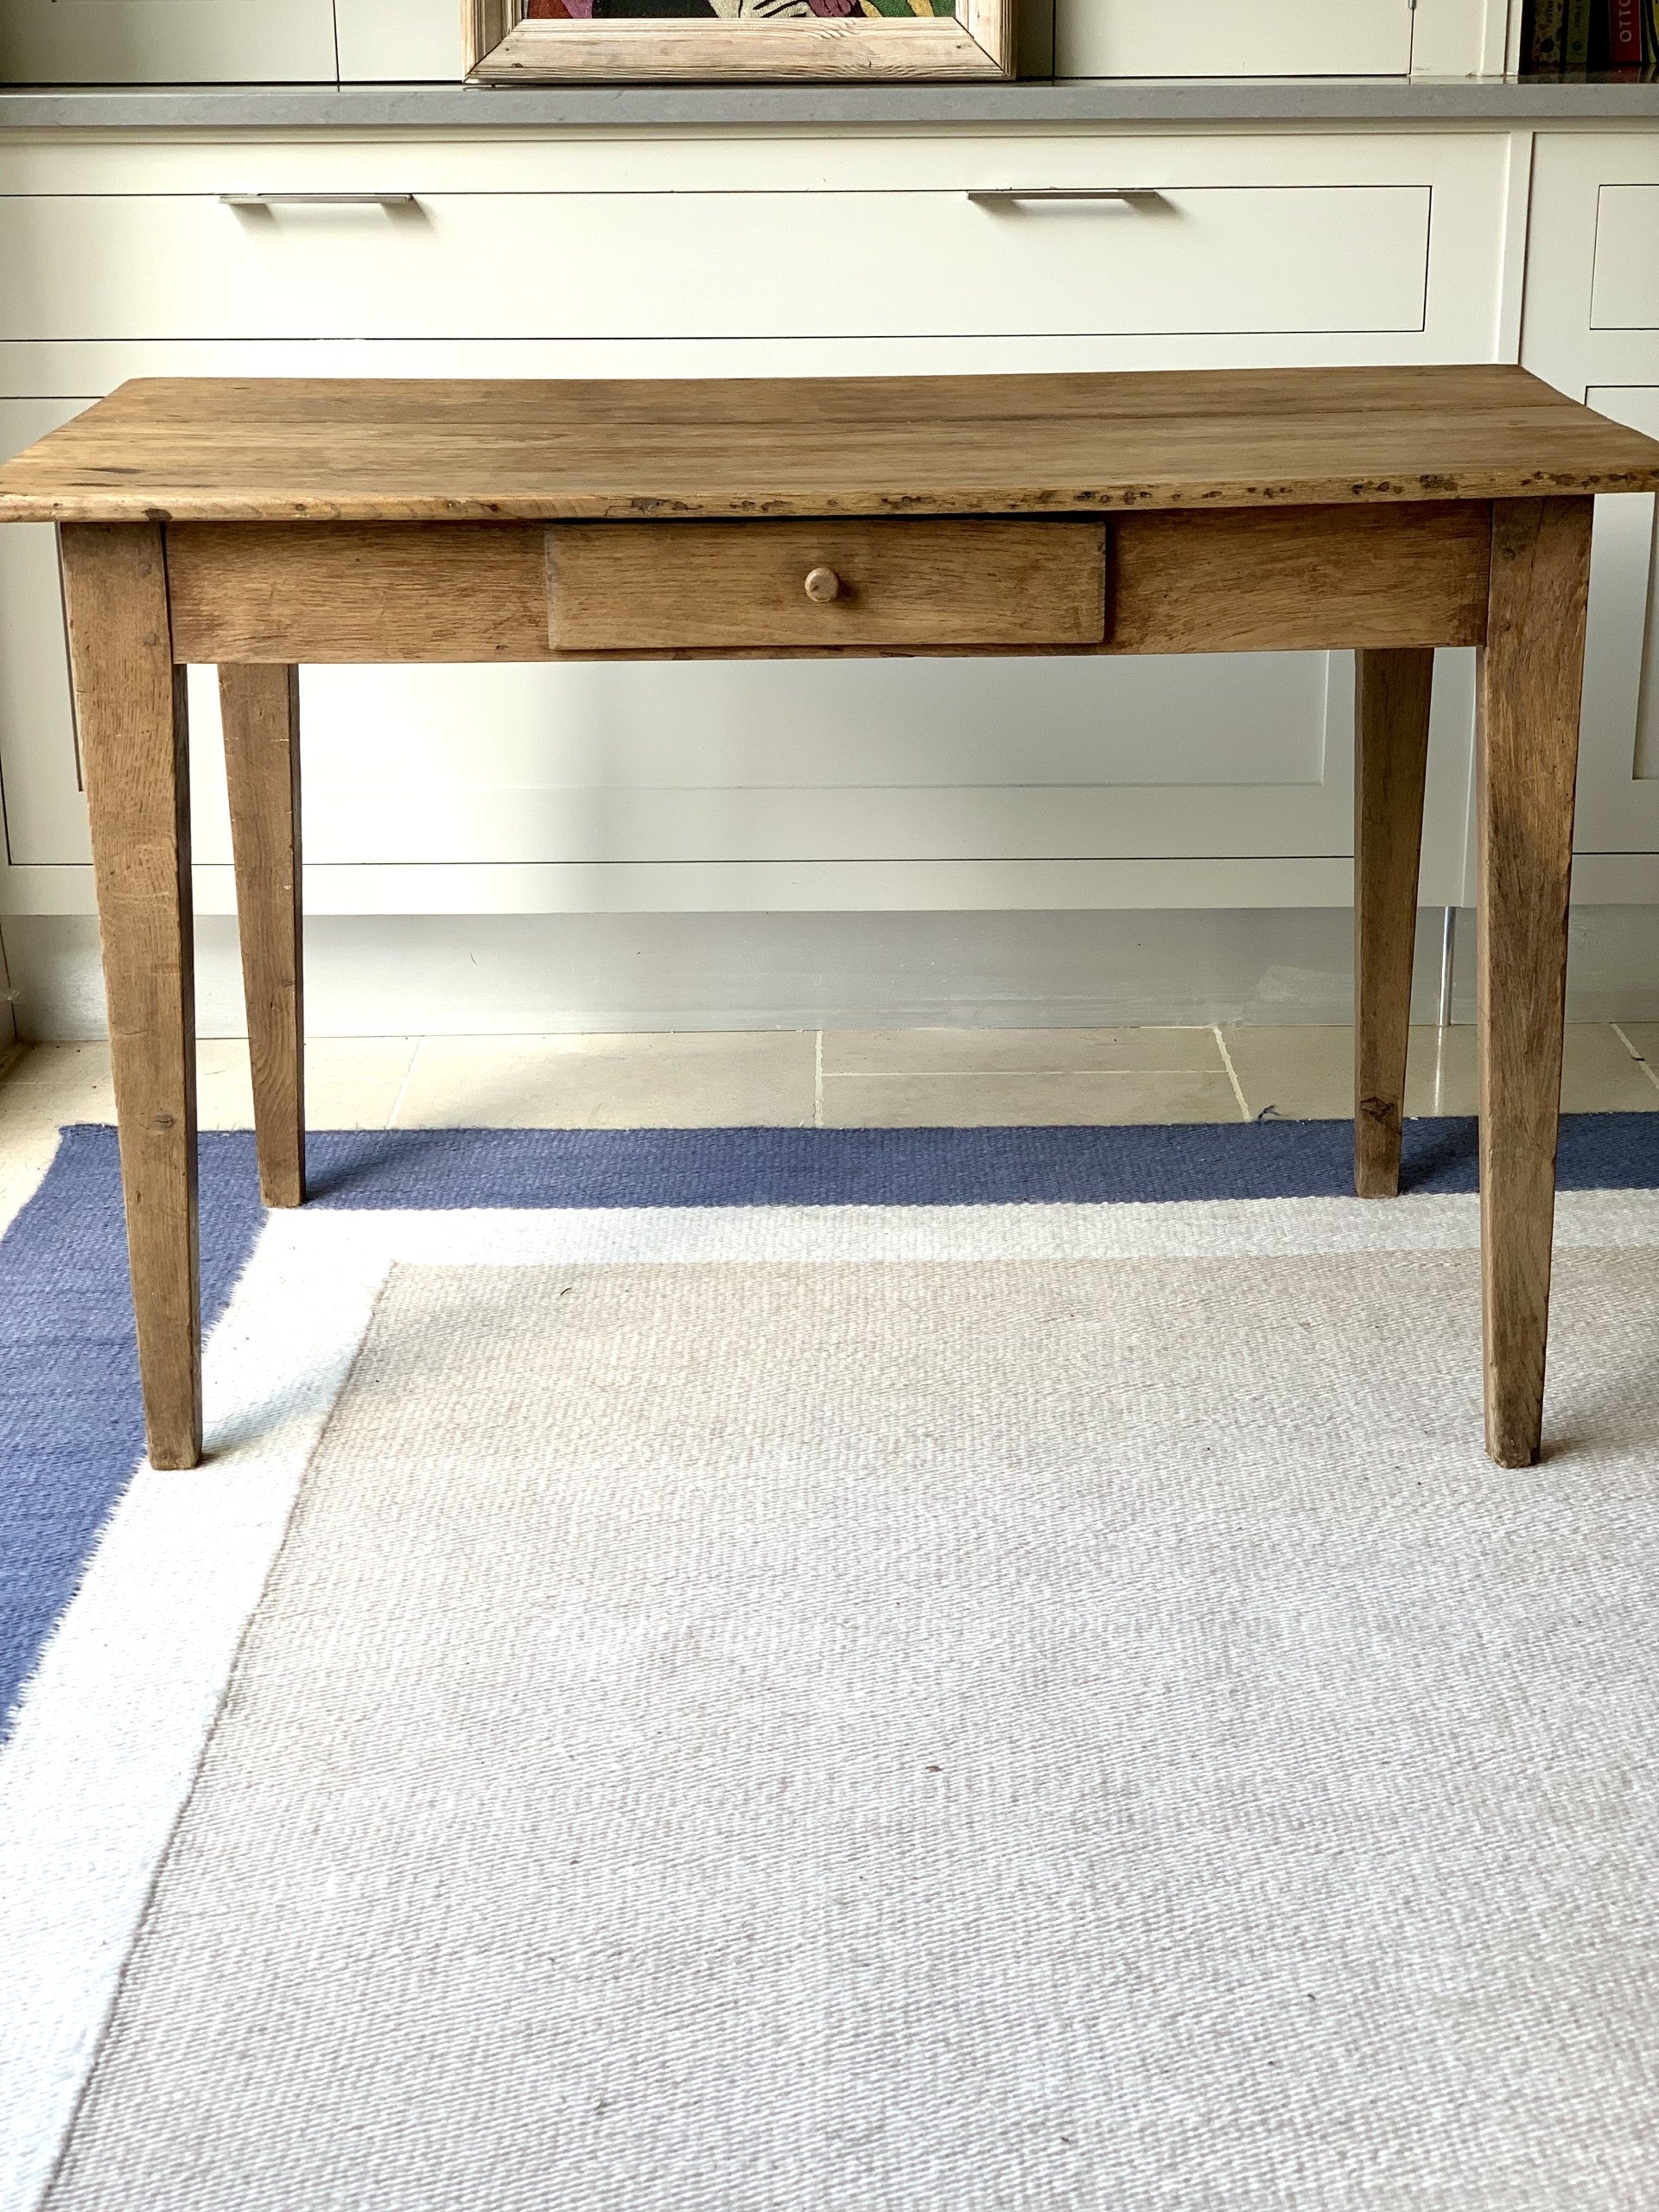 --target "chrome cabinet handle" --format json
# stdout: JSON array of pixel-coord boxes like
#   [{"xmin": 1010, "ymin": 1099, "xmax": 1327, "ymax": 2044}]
[
  {"xmin": 964, "ymin": 188, "xmax": 1166, "ymax": 205},
  {"xmin": 219, "ymin": 193, "xmax": 419, "ymax": 207}
]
